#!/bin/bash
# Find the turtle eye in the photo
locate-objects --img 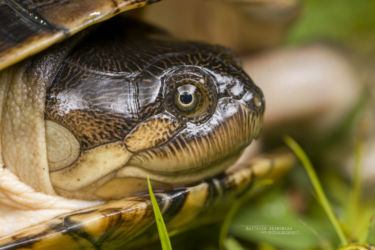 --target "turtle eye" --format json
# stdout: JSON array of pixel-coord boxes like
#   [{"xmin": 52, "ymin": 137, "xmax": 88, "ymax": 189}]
[
  {"xmin": 174, "ymin": 84, "xmax": 198, "ymax": 113},
  {"xmin": 163, "ymin": 66, "xmax": 217, "ymax": 123}
]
